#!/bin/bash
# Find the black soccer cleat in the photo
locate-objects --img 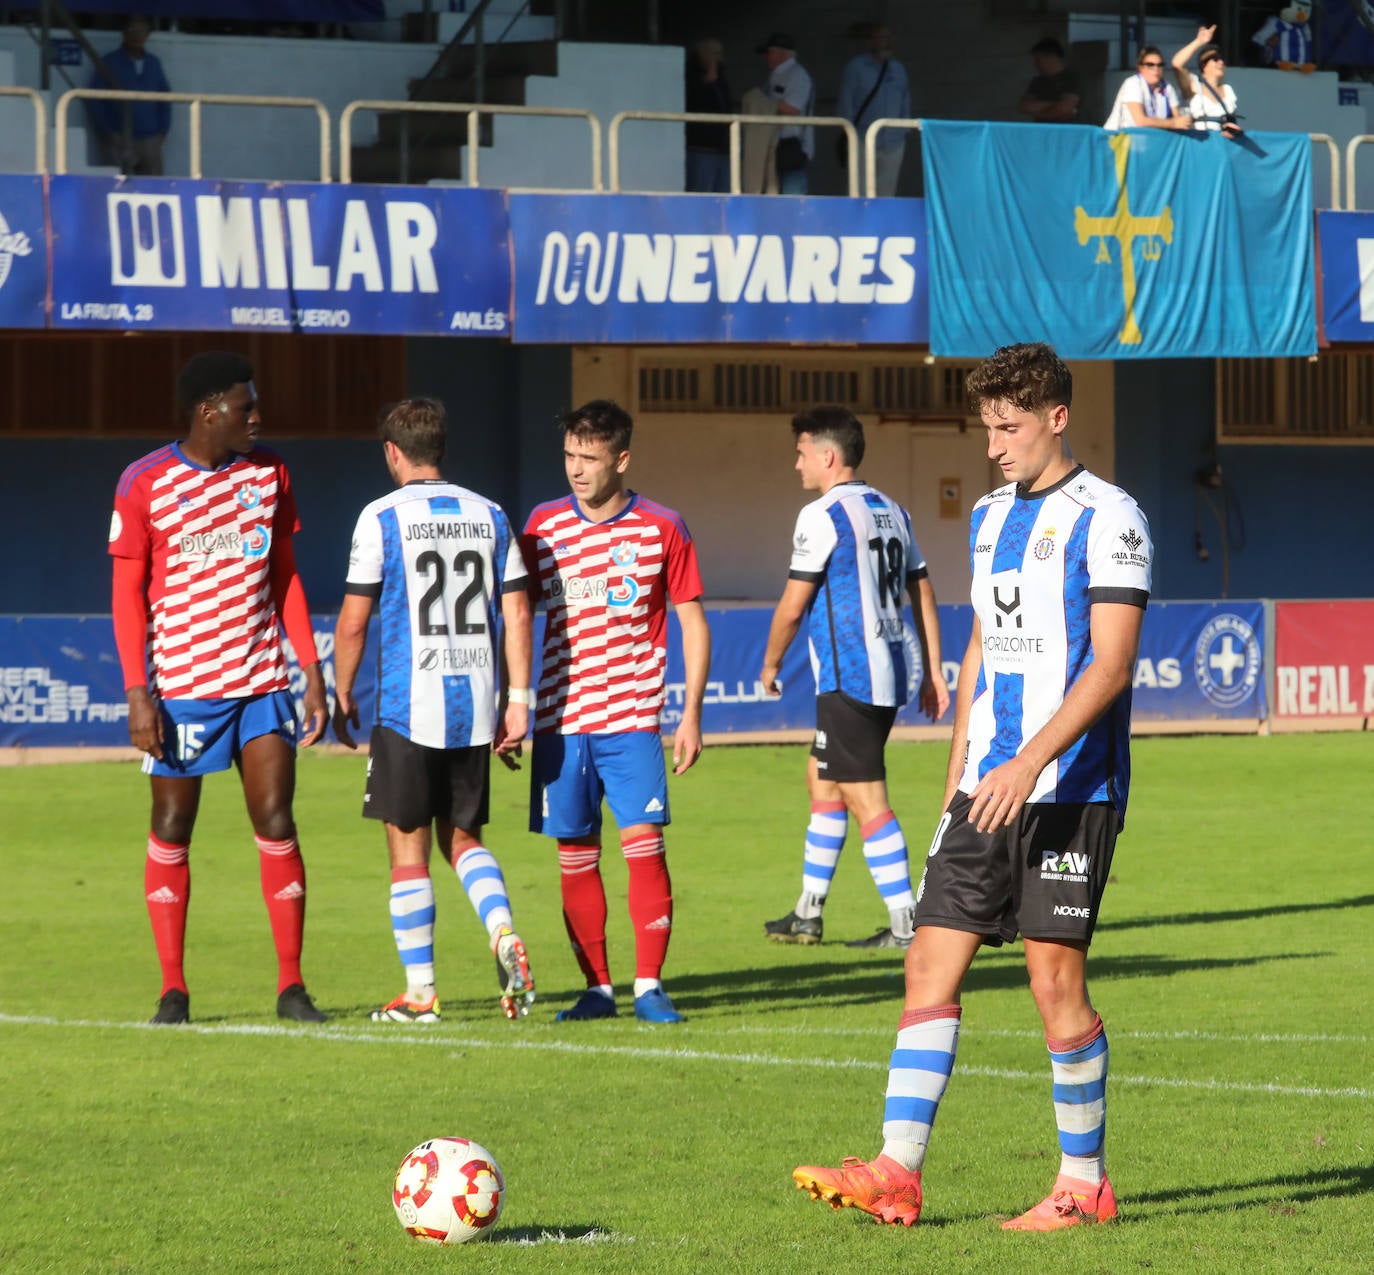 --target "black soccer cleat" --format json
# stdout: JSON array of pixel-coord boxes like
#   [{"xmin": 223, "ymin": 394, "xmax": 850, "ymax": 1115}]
[
  {"xmin": 844, "ymin": 926, "xmax": 912, "ymax": 950},
  {"xmin": 276, "ymin": 983, "xmax": 328, "ymax": 1023},
  {"xmin": 764, "ymin": 910, "xmax": 823, "ymax": 945},
  {"xmin": 150, "ymin": 988, "xmax": 190, "ymax": 1025}
]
